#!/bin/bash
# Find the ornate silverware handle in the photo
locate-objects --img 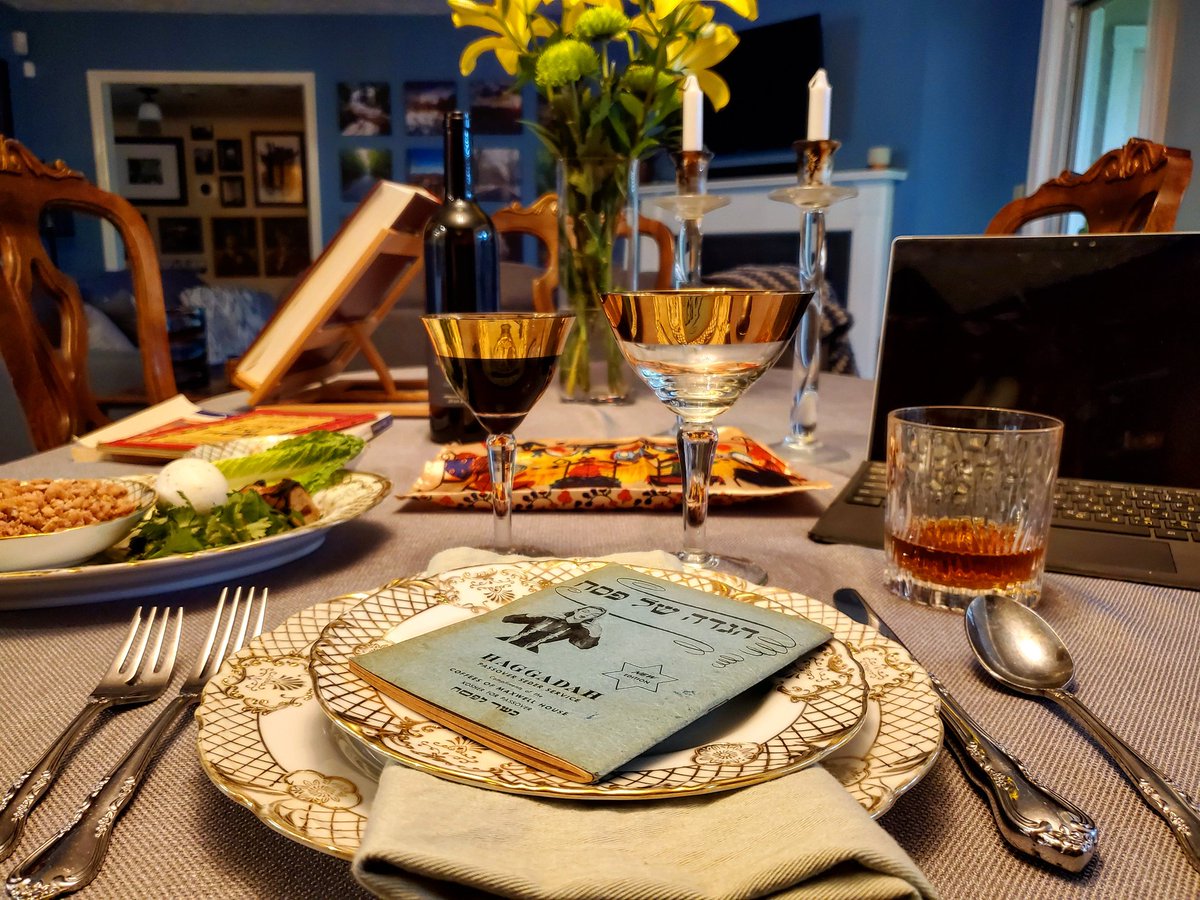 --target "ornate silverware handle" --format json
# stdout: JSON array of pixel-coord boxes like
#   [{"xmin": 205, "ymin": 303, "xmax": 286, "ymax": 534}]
[
  {"xmin": 936, "ymin": 680, "xmax": 1098, "ymax": 871},
  {"xmin": 0, "ymin": 700, "xmax": 111, "ymax": 862},
  {"xmin": 6, "ymin": 695, "xmax": 194, "ymax": 899},
  {"xmin": 830, "ymin": 588, "xmax": 1098, "ymax": 872},
  {"xmin": 1048, "ymin": 687, "xmax": 1200, "ymax": 873}
]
